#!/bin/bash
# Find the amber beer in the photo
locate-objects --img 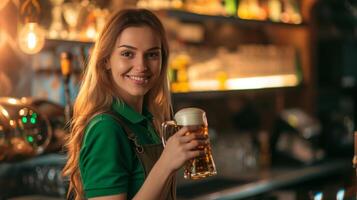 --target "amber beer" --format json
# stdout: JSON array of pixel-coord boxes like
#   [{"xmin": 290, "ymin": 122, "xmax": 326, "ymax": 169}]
[
  {"xmin": 183, "ymin": 124, "xmax": 217, "ymax": 179},
  {"xmin": 162, "ymin": 107, "xmax": 217, "ymax": 180}
]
